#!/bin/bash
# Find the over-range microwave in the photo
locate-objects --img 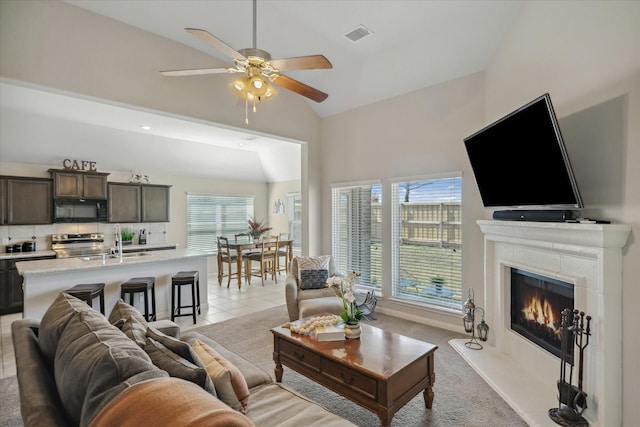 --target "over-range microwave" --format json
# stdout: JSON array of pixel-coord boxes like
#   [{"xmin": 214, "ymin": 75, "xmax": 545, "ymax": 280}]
[{"xmin": 53, "ymin": 199, "xmax": 108, "ymax": 223}]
